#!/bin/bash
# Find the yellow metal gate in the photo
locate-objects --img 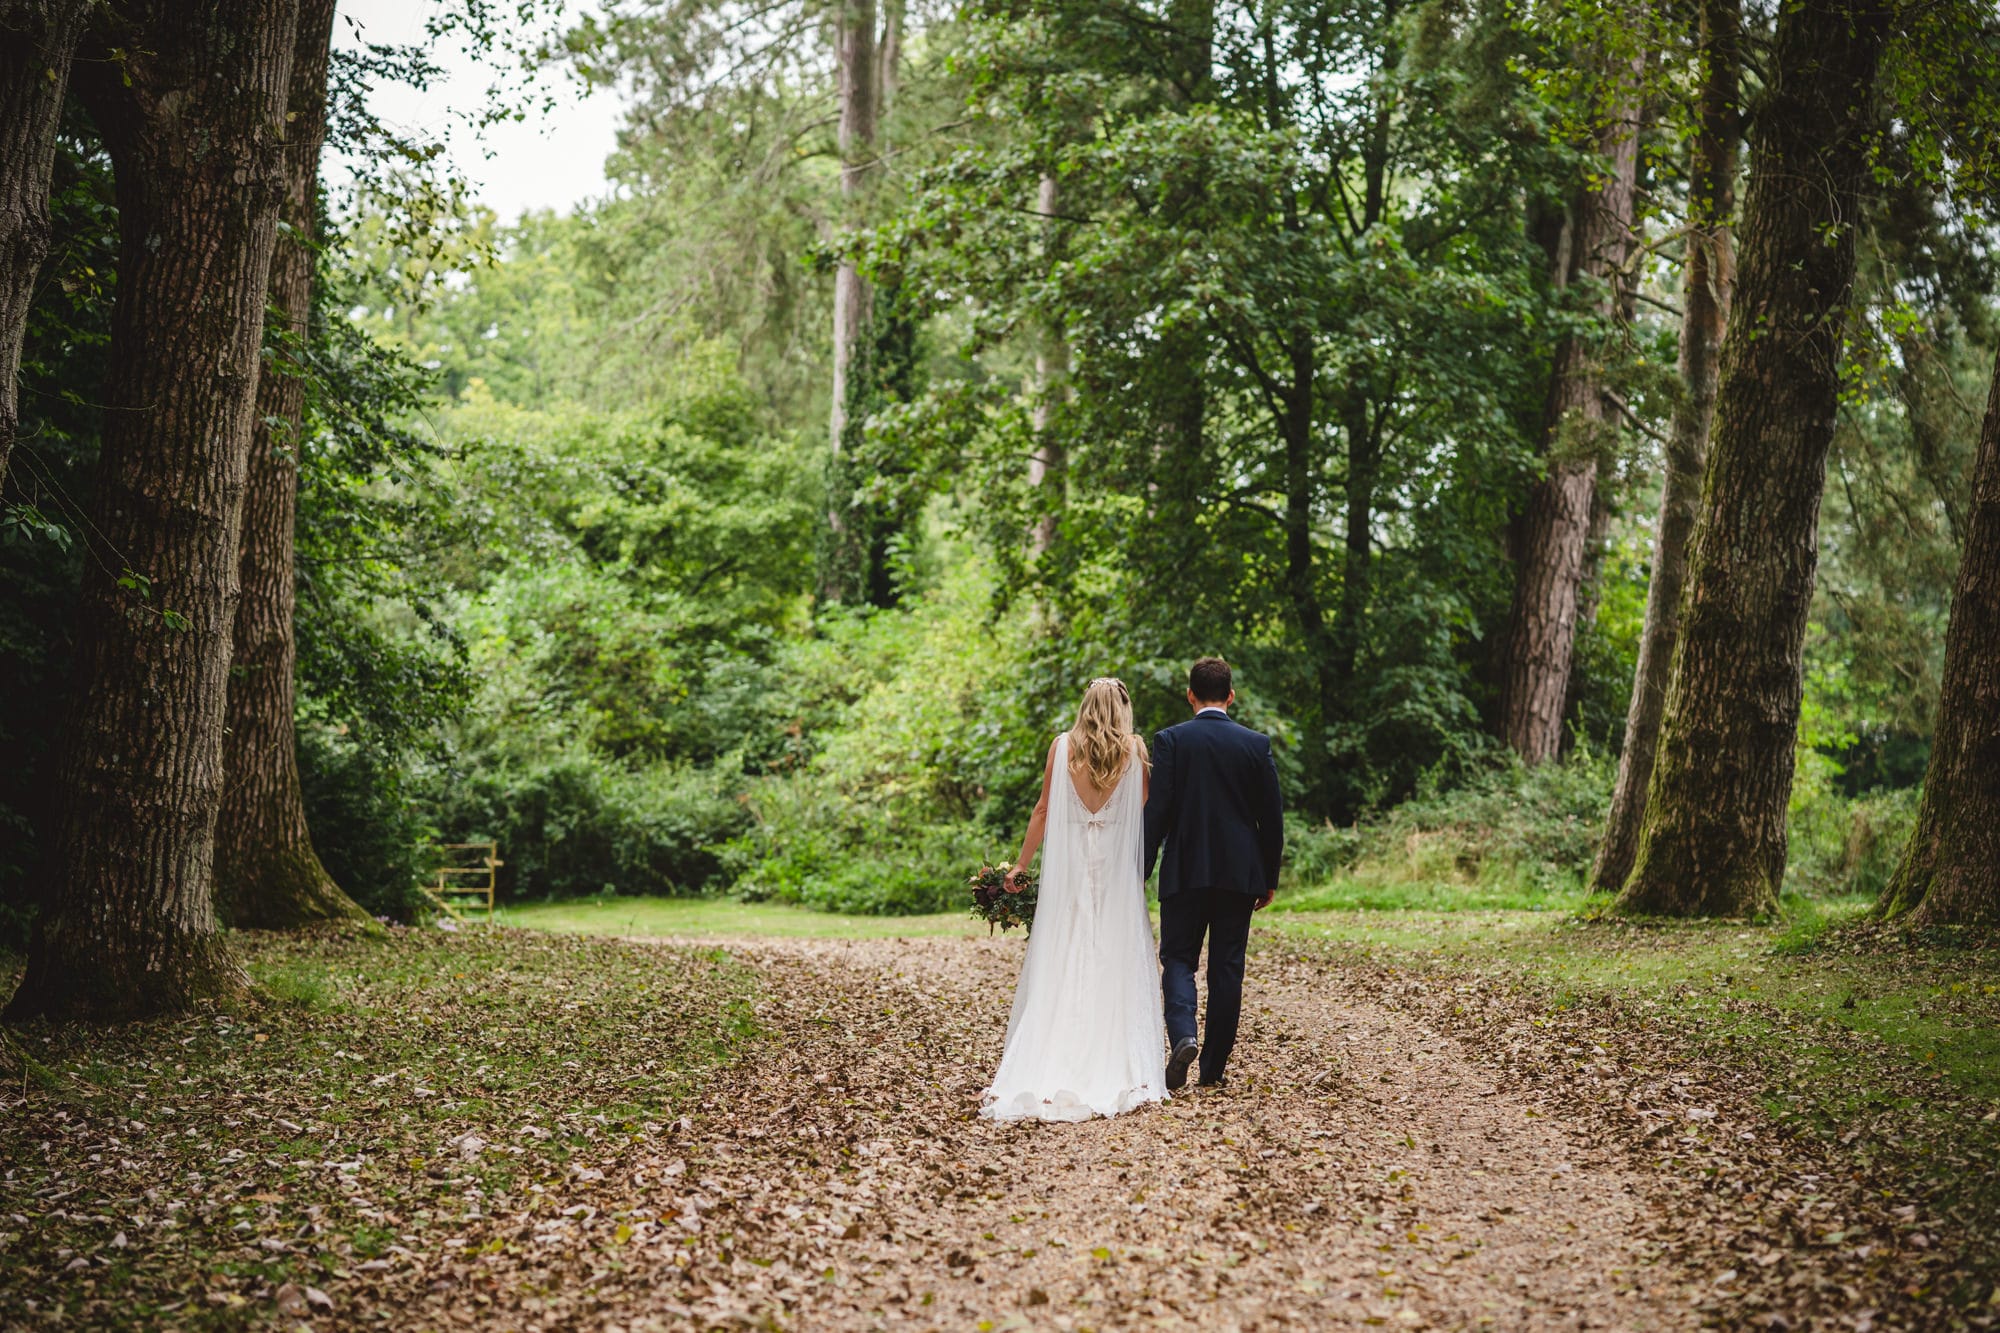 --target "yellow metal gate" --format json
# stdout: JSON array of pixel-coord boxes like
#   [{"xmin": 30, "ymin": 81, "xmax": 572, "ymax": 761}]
[{"xmin": 424, "ymin": 842, "xmax": 501, "ymax": 924}]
